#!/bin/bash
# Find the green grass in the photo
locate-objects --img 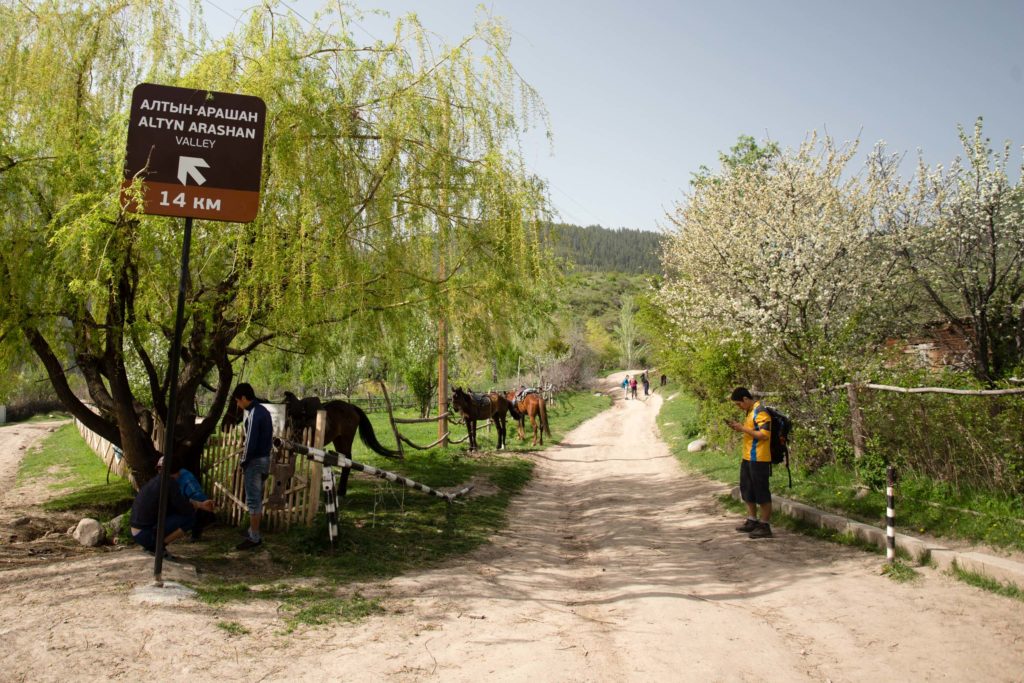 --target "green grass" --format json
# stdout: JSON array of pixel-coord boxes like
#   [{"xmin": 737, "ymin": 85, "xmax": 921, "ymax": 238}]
[
  {"xmin": 950, "ymin": 563, "xmax": 1024, "ymax": 602},
  {"xmin": 215, "ymin": 621, "xmax": 250, "ymax": 636},
  {"xmin": 281, "ymin": 594, "xmax": 383, "ymax": 633},
  {"xmin": 16, "ymin": 423, "xmax": 134, "ymax": 516},
  {"xmin": 658, "ymin": 384, "xmax": 1024, "ymax": 553},
  {"xmin": 201, "ymin": 585, "xmax": 383, "ymax": 632},
  {"xmin": 881, "ymin": 560, "xmax": 920, "ymax": 583}
]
